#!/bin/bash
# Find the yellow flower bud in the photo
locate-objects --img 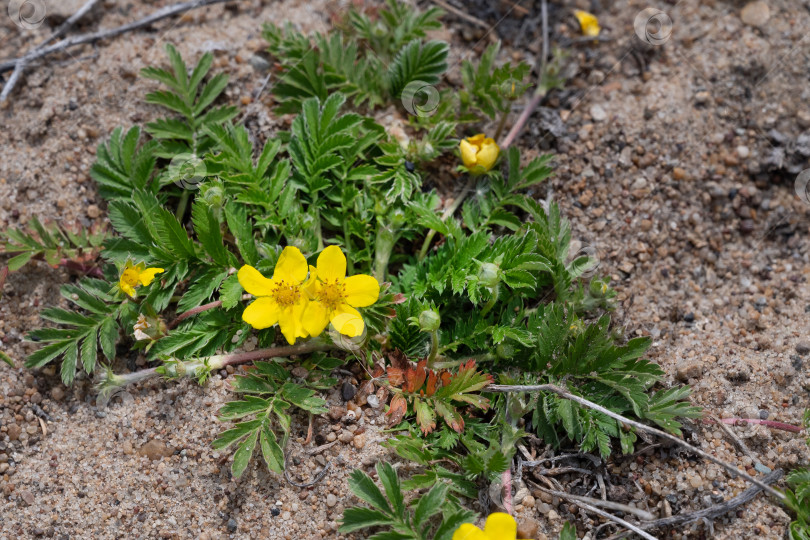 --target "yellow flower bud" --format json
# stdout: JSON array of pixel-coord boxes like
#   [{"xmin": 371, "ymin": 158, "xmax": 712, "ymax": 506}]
[
  {"xmin": 459, "ymin": 134, "xmax": 500, "ymax": 174},
  {"xmin": 574, "ymin": 10, "xmax": 600, "ymax": 37}
]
